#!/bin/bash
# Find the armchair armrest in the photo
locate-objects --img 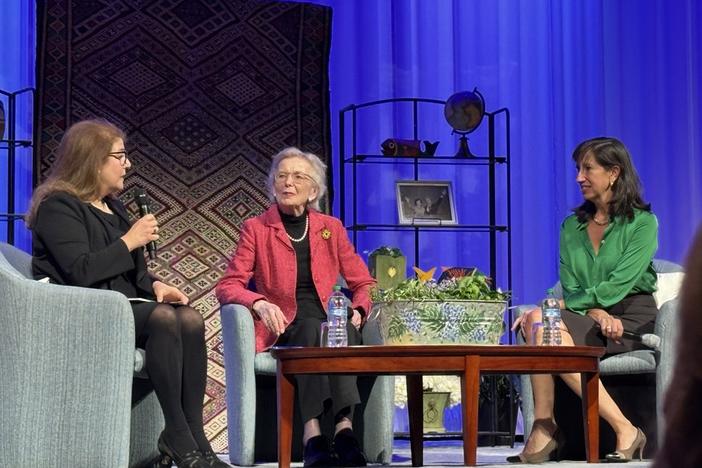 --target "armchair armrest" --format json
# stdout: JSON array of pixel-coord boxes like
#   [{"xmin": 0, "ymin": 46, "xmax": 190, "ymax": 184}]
[
  {"xmin": 220, "ymin": 303, "xmax": 257, "ymax": 465},
  {"xmin": 655, "ymin": 297, "xmax": 679, "ymax": 438},
  {"xmin": 362, "ymin": 312, "xmax": 385, "ymax": 345},
  {"xmin": 0, "ymin": 276, "xmax": 134, "ymax": 467},
  {"xmin": 512, "ymin": 304, "xmax": 537, "ymax": 439},
  {"xmin": 359, "ymin": 312, "xmax": 395, "ymax": 463}
]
